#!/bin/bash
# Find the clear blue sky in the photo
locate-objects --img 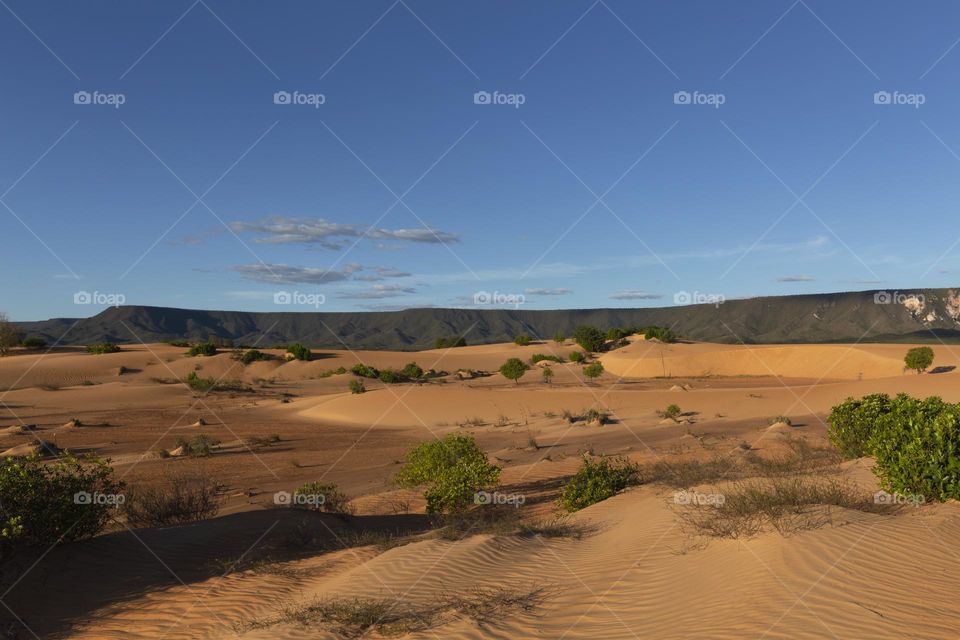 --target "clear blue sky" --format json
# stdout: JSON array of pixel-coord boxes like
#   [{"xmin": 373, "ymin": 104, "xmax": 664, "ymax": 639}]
[{"xmin": 3, "ymin": 0, "xmax": 960, "ymax": 320}]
